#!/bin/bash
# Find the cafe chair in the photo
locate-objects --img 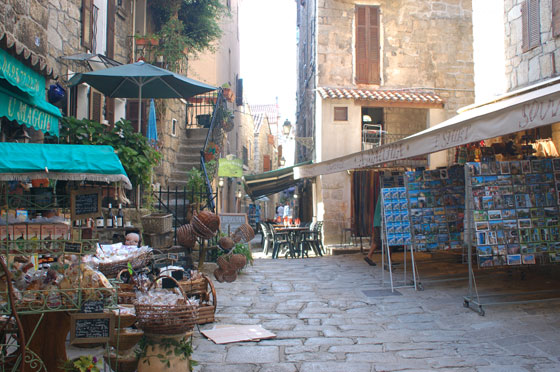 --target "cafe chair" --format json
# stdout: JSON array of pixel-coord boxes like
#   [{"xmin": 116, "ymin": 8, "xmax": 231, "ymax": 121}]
[
  {"xmin": 259, "ymin": 222, "xmax": 273, "ymax": 255},
  {"xmin": 300, "ymin": 221, "xmax": 324, "ymax": 257},
  {"xmin": 271, "ymin": 227, "xmax": 295, "ymax": 259}
]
